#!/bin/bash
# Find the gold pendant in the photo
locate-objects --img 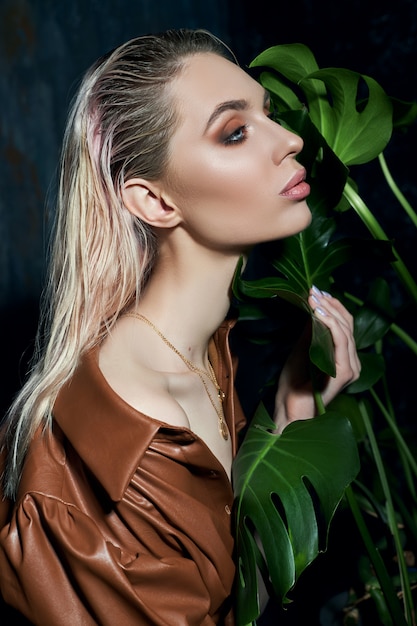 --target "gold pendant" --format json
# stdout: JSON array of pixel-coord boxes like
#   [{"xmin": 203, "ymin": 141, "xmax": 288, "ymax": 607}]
[{"xmin": 220, "ymin": 420, "xmax": 229, "ymax": 441}]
